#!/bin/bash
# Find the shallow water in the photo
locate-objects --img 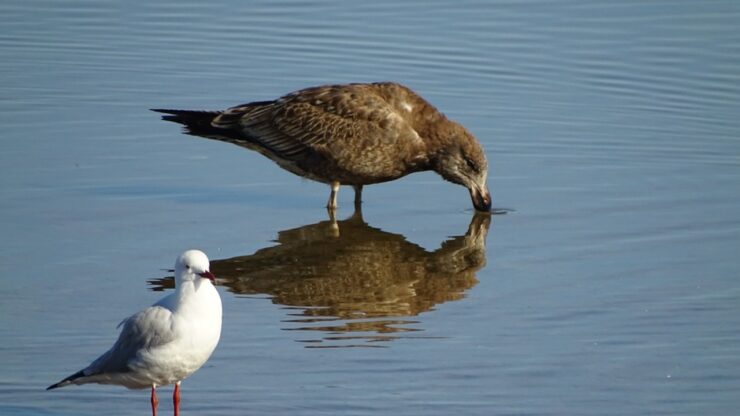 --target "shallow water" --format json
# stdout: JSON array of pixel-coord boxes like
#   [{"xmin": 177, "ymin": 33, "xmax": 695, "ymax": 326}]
[{"xmin": 1, "ymin": 1, "xmax": 739, "ymax": 415}]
